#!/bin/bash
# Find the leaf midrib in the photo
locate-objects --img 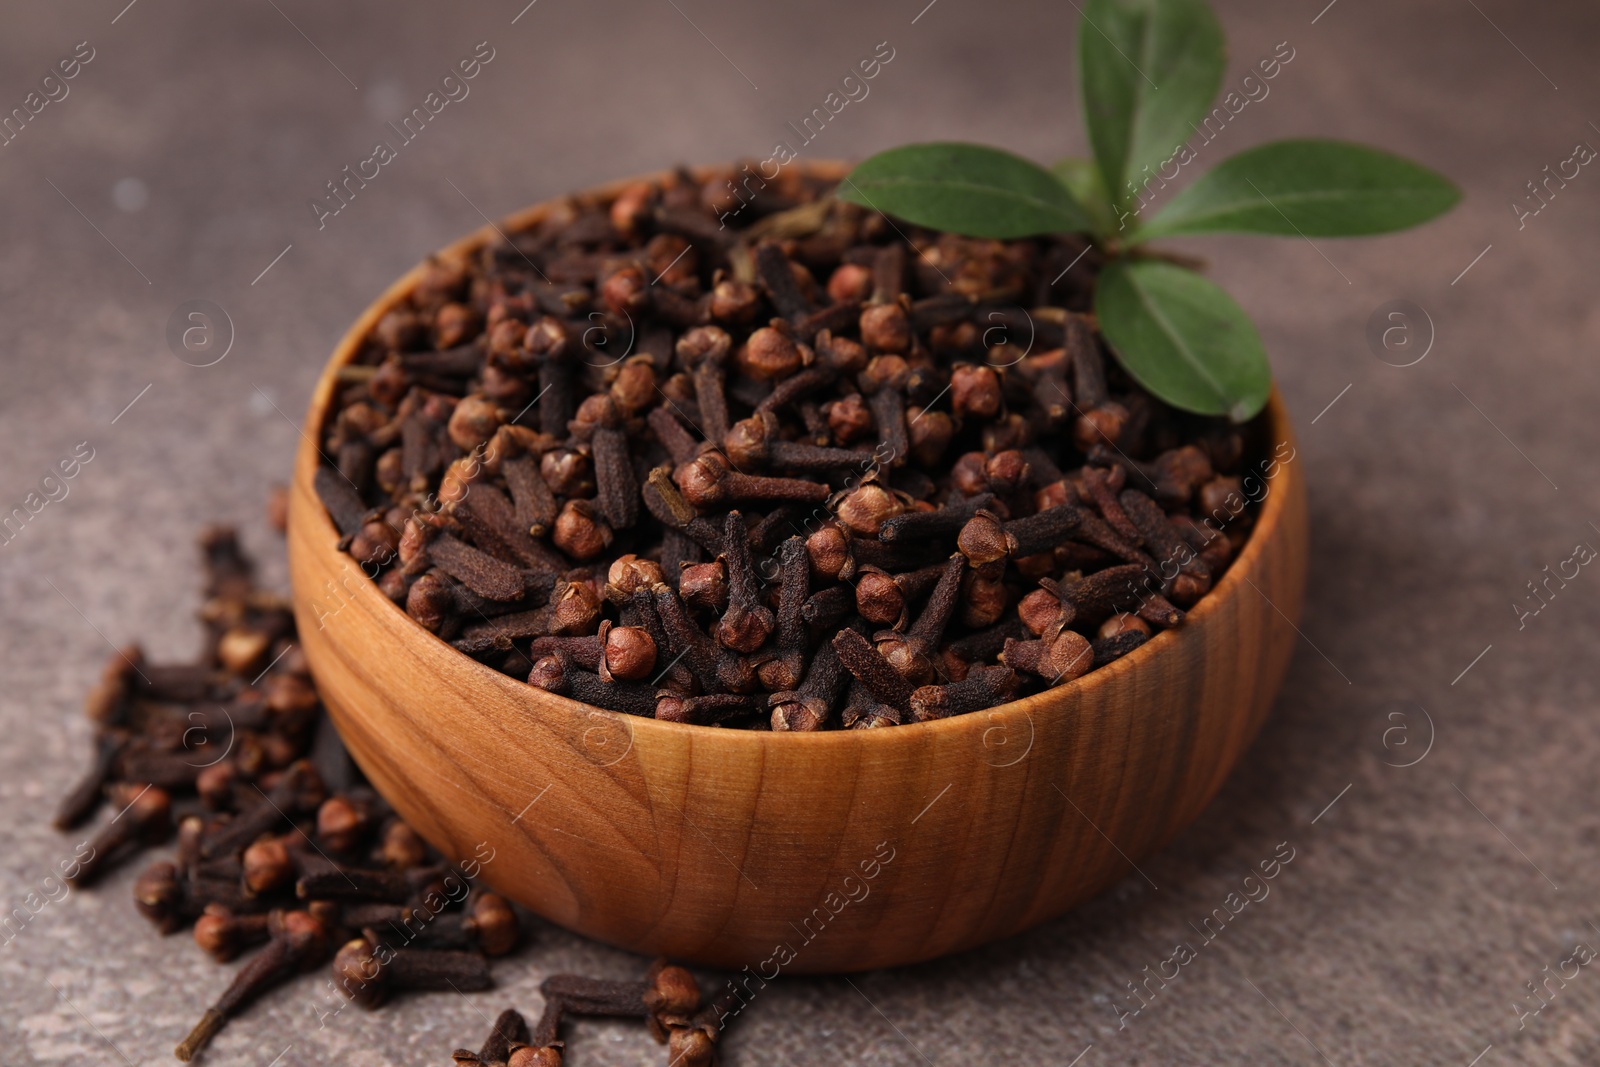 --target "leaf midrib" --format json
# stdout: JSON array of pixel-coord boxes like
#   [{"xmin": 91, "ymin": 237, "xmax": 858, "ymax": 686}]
[
  {"xmin": 1207, "ymin": 185, "xmax": 1445, "ymax": 210},
  {"xmin": 1123, "ymin": 267, "xmax": 1229, "ymax": 408},
  {"xmin": 1128, "ymin": 8, "xmax": 1156, "ymax": 189},
  {"xmin": 849, "ymin": 175, "xmax": 1077, "ymax": 220},
  {"xmin": 1149, "ymin": 184, "xmax": 1451, "ymax": 234}
]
